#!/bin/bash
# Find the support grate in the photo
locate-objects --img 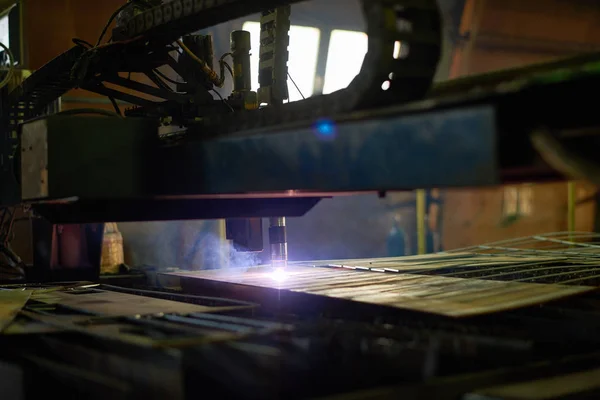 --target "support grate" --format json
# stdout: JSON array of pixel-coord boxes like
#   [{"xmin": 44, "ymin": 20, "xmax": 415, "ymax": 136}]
[{"xmin": 301, "ymin": 232, "xmax": 600, "ymax": 286}]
